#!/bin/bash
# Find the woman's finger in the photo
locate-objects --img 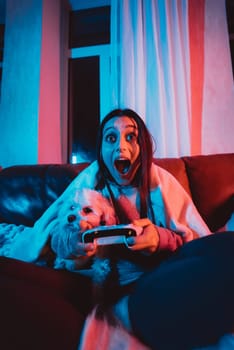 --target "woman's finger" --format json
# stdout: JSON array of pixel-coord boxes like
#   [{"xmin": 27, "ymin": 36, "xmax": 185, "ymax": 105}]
[{"xmin": 132, "ymin": 218, "xmax": 152, "ymax": 228}]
